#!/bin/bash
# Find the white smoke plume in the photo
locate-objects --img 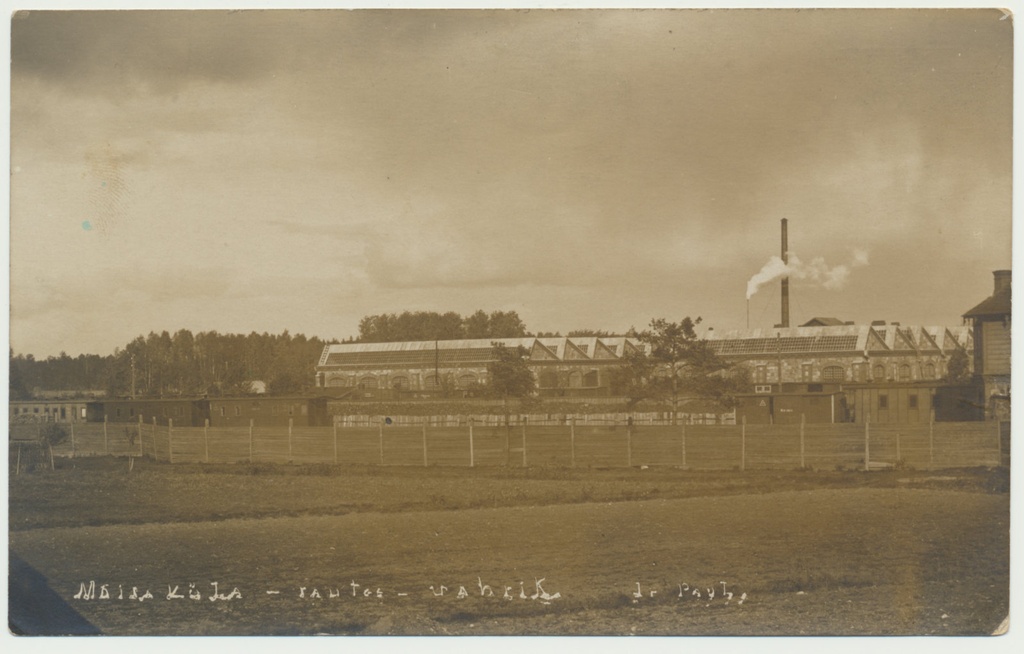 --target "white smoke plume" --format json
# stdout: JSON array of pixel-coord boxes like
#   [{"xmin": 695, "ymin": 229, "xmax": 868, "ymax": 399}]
[{"xmin": 746, "ymin": 249, "xmax": 870, "ymax": 300}]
